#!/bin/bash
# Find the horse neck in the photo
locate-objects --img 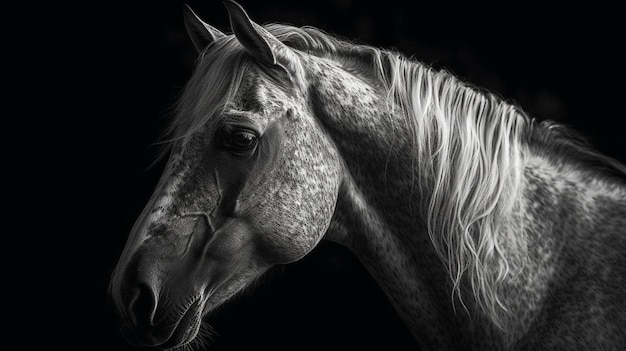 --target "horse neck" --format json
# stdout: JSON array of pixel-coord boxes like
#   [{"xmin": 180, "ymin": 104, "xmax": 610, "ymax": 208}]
[
  {"xmin": 305, "ymin": 54, "xmax": 626, "ymax": 348},
  {"xmin": 307, "ymin": 57, "xmax": 470, "ymax": 348}
]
